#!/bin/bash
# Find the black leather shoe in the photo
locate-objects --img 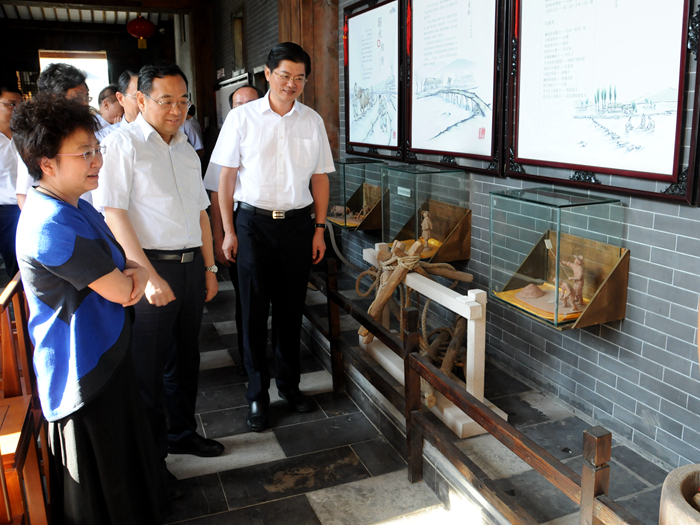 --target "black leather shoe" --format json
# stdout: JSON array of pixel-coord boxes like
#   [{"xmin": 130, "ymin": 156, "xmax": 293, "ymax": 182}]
[
  {"xmin": 279, "ymin": 390, "xmax": 313, "ymax": 413},
  {"xmin": 247, "ymin": 401, "xmax": 268, "ymax": 432},
  {"xmin": 168, "ymin": 433, "xmax": 225, "ymax": 457}
]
